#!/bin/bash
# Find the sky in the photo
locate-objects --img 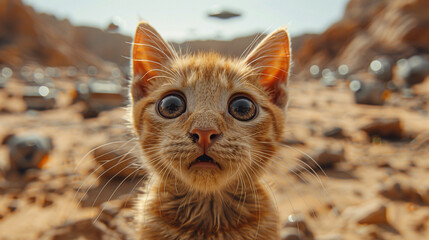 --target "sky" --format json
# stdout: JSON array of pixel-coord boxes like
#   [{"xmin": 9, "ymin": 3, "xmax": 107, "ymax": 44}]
[{"xmin": 23, "ymin": 0, "xmax": 349, "ymax": 42}]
